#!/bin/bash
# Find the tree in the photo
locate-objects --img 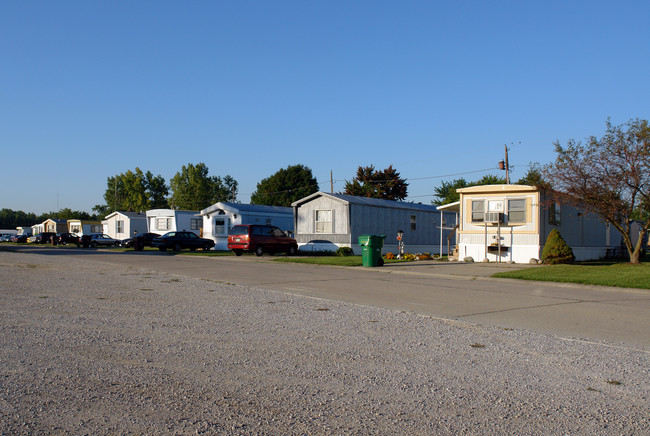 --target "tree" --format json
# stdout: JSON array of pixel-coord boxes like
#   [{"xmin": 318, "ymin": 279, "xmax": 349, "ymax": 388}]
[
  {"xmin": 98, "ymin": 167, "xmax": 168, "ymax": 213},
  {"xmin": 250, "ymin": 164, "xmax": 319, "ymax": 206},
  {"xmin": 475, "ymin": 174, "xmax": 506, "ymax": 185},
  {"xmin": 432, "ymin": 178, "xmax": 469, "ymax": 206},
  {"xmin": 543, "ymin": 118, "xmax": 650, "ymax": 264},
  {"xmin": 516, "ymin": 165, "xmax": 545, "ymax": 187},
  {"xmin": 49, "ymin": 208, "xmax": 93, "ymax": 220},
  {"xmin": 145, "ymin": 170, "xmax": 169, "ymax": 209},
  {"xmin": 169, "ymin": 163, "xmax": 238, "ymax": 210},
  {"xmin": 343, "ymin": 165, "xmax": 408, "ymax": 201}
]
